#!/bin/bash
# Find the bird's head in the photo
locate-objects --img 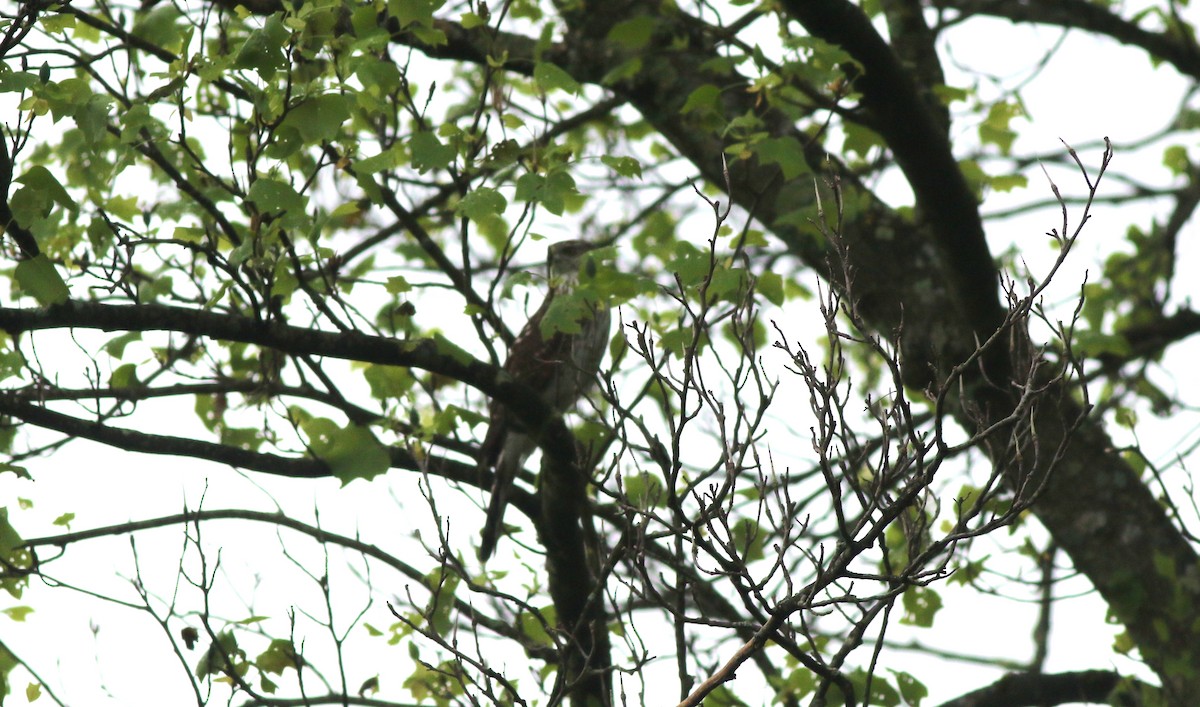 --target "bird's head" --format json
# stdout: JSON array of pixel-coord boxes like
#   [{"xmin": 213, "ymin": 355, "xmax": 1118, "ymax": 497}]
[{"xmin": 546, "ymin": 239, "xmax": 607, "ymax": 284}]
